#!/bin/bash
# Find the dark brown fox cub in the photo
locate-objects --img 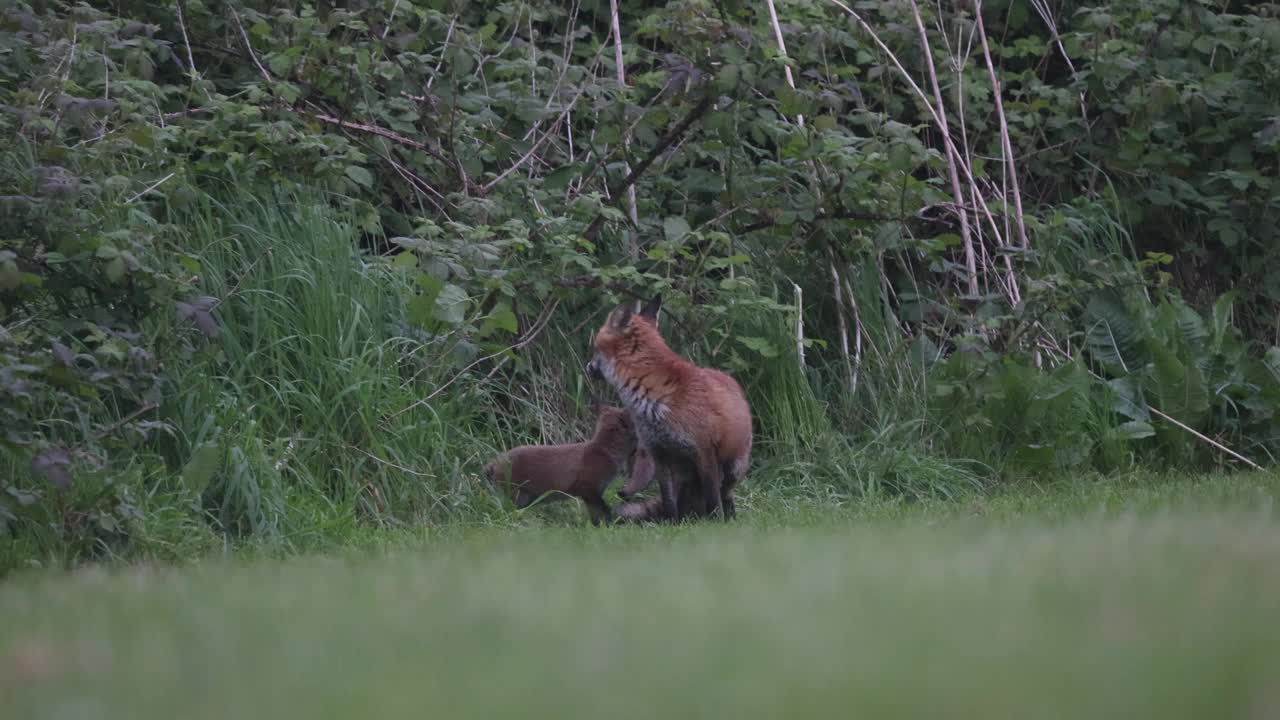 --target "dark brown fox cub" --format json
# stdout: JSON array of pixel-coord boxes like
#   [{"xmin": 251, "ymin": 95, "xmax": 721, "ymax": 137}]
[{"xmin": 484, "ymin": 406, "xmax": 637, "ymax": 525}]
